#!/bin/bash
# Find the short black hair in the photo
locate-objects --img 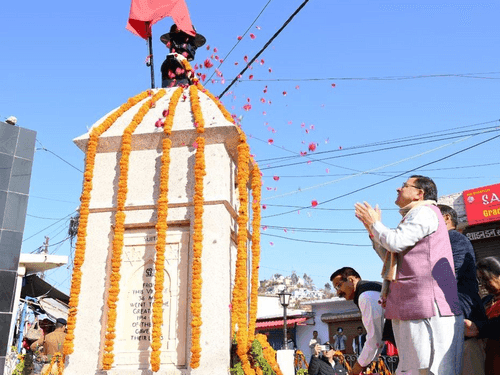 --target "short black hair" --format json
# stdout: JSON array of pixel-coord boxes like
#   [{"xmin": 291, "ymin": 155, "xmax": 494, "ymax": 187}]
[
  {"xmin": 330, "ymin": 267, "xmax": 361, "ymax": 282},
  {"xmin": 477, "ymin": 256, "xmax": 500, "ymax": 280},
  {"xmin": 437, "ymin": 204, "xmax": 458, "ymax": 228},
  {"xmin": 357, "ymin": 326, "xmax": 363, "ymax": 330},
  {"xmin": 410, "ymin": 175, "xmax": 438, "ymax": 201}
]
